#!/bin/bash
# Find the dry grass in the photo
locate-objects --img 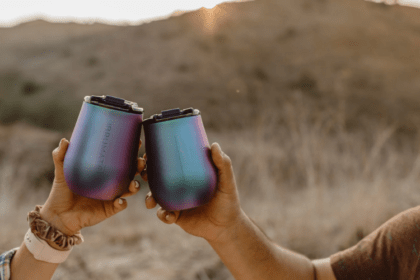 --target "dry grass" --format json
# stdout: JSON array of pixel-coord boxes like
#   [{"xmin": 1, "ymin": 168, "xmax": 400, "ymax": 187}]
[
  {"xmin": 210, "ymin": 90, "xmax": 420, "ymax": 260},
  {"xmin": 2, "ymin": 89, "xmax": 420, "ymax": 279}
]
